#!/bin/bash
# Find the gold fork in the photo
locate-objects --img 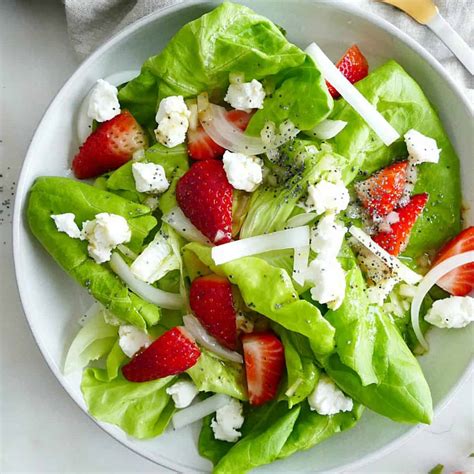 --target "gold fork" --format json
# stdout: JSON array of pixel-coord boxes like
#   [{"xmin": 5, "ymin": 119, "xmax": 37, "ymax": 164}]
[{"xmin": 378, "ymin": 0, "xmax": 473, "ymax": 74}]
